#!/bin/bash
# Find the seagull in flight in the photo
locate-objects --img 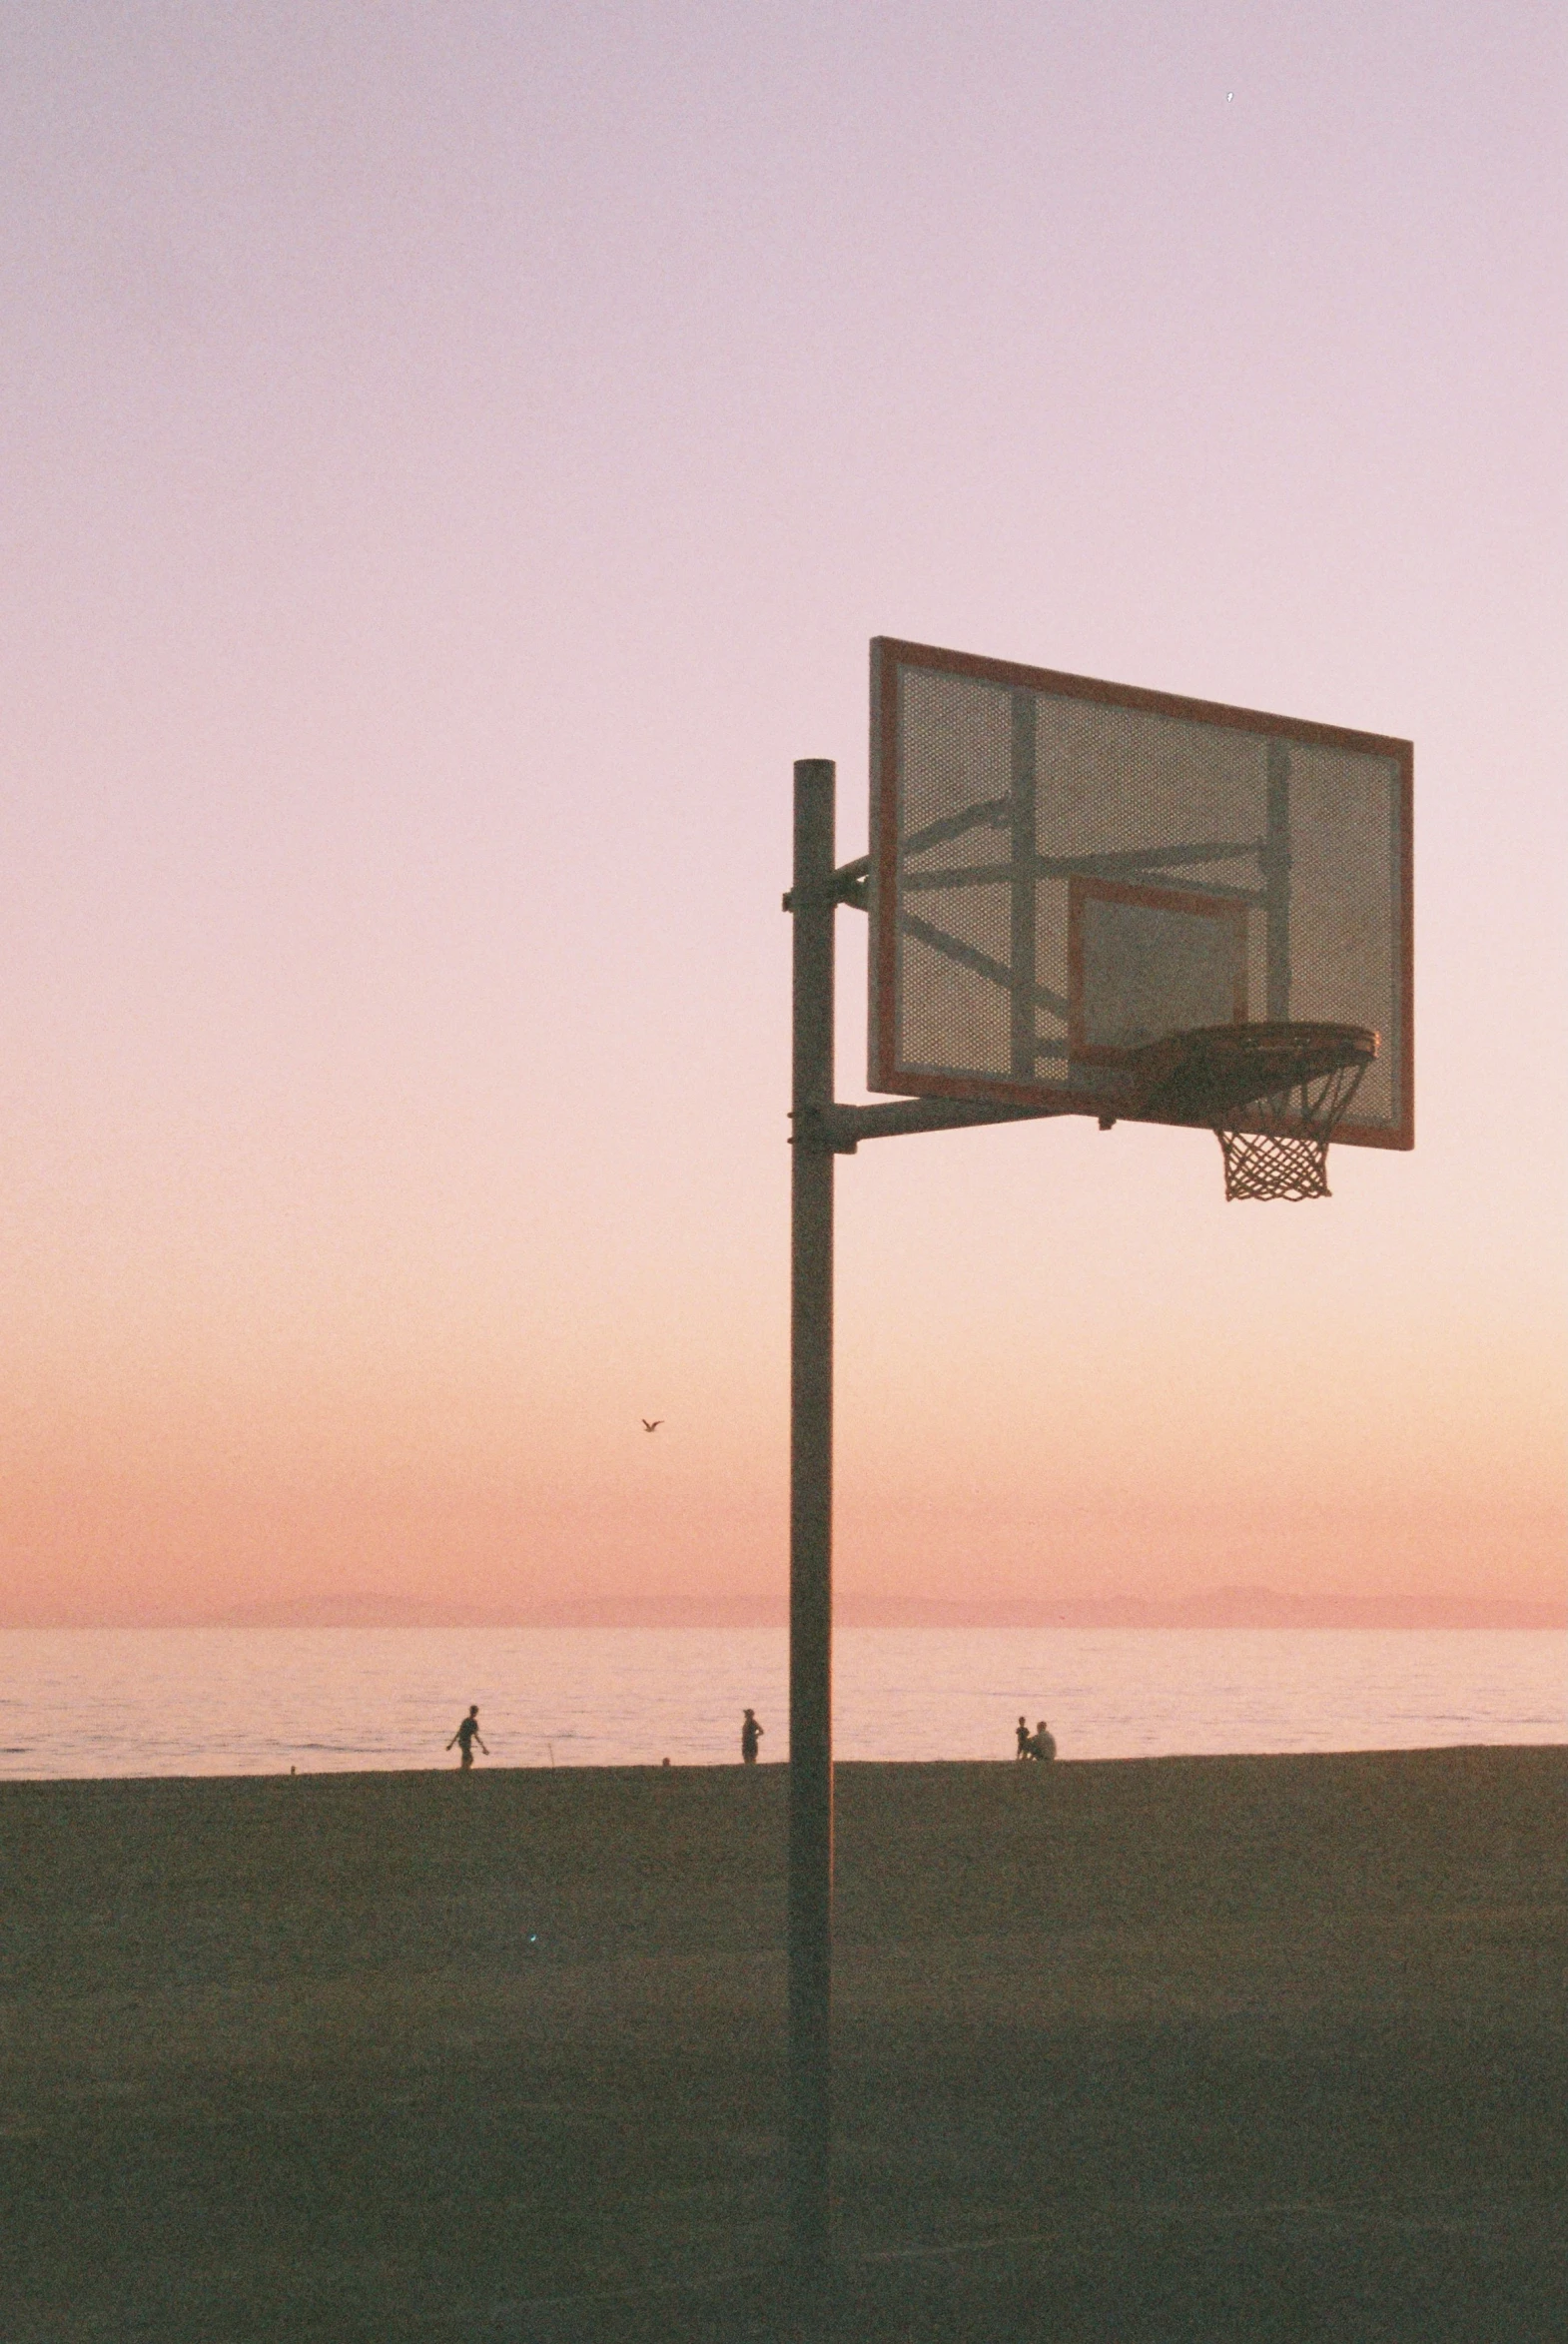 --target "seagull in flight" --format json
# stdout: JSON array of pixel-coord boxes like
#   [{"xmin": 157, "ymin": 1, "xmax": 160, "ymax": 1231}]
[{"xmin": 641, "ymin": 1418, "xmax": 664, "ymax": 1433}]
